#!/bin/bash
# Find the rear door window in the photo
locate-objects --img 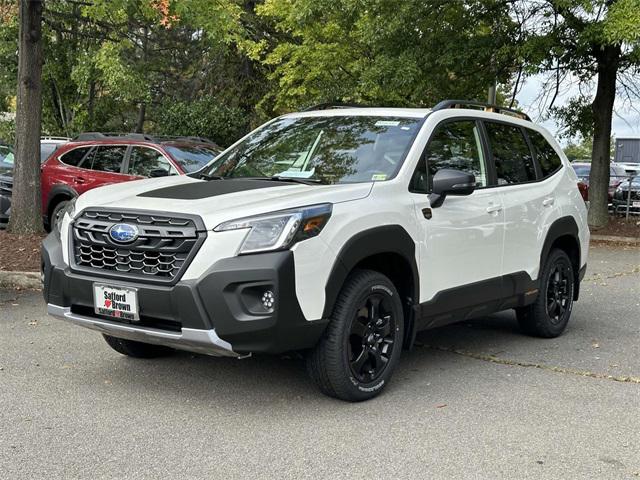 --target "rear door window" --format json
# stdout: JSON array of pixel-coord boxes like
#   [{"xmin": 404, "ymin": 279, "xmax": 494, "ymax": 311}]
[
  {"xmin": 59, "ymin": 147, "xmax": 92, "ymax": 167},
  {"xmin": 89, "ymin": 146, "xmax": 127, "ymax": 173},
  {"xmin": 485, "ymin": 122, "xmax": 536, "ymax": 184},
  {"xmin": 128, "ymin": 147, "xmax": 177, "ymax": 177},
  {"xmin": 528, "ymin": 130, "xmax": 562, "ymax": 177}
]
